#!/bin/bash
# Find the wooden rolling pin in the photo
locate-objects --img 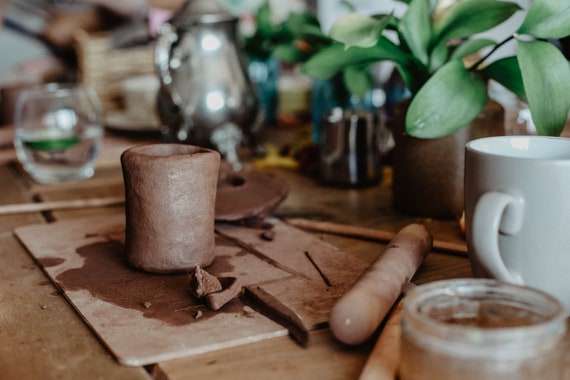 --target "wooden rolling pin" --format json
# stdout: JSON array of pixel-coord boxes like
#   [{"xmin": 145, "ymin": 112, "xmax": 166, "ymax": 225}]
[{"xmin": 328, "ymin": 224, "xmax": 432, "ymax": 345}]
